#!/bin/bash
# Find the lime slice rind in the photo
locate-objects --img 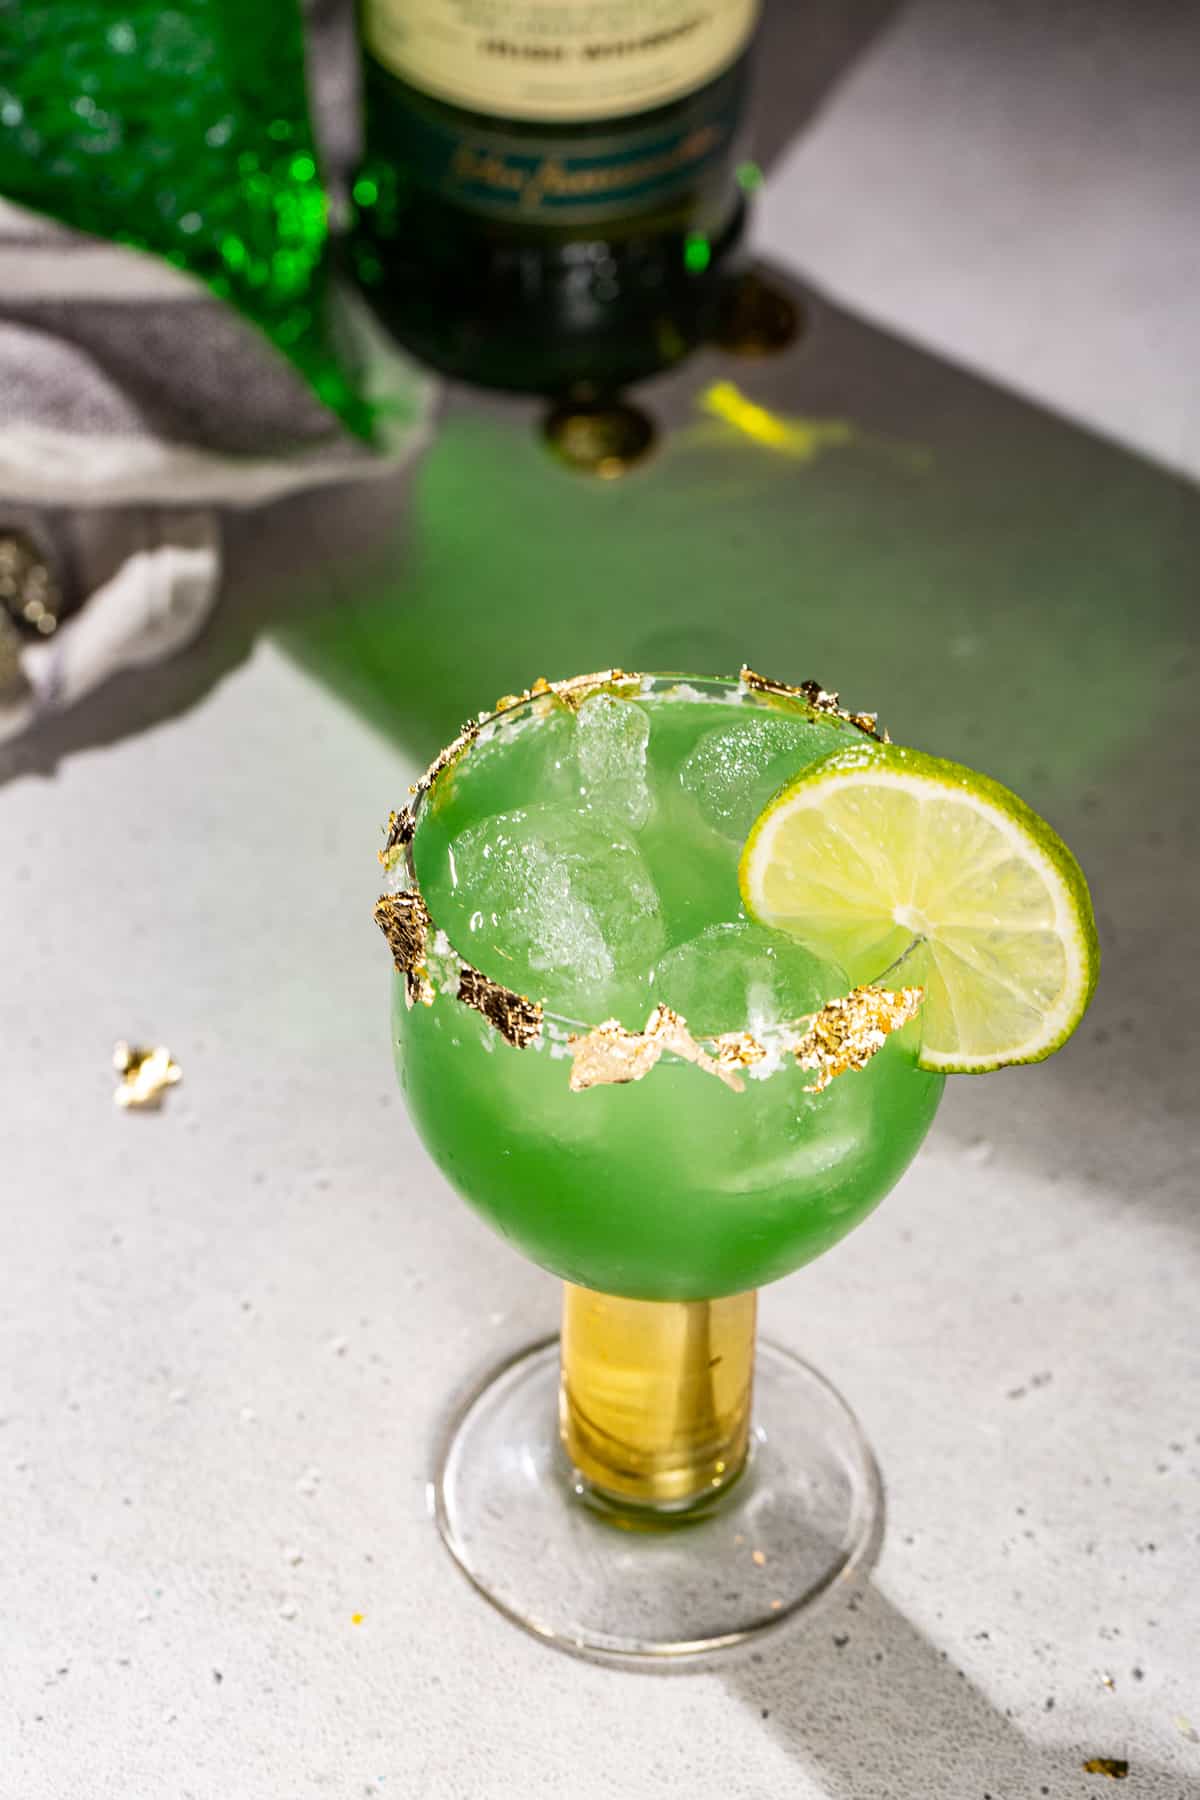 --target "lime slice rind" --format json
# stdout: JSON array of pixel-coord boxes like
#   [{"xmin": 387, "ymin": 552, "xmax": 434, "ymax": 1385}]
[{"xmin": 739, "ymin": 744, "xmax": 1099, "ymax": 1074}]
